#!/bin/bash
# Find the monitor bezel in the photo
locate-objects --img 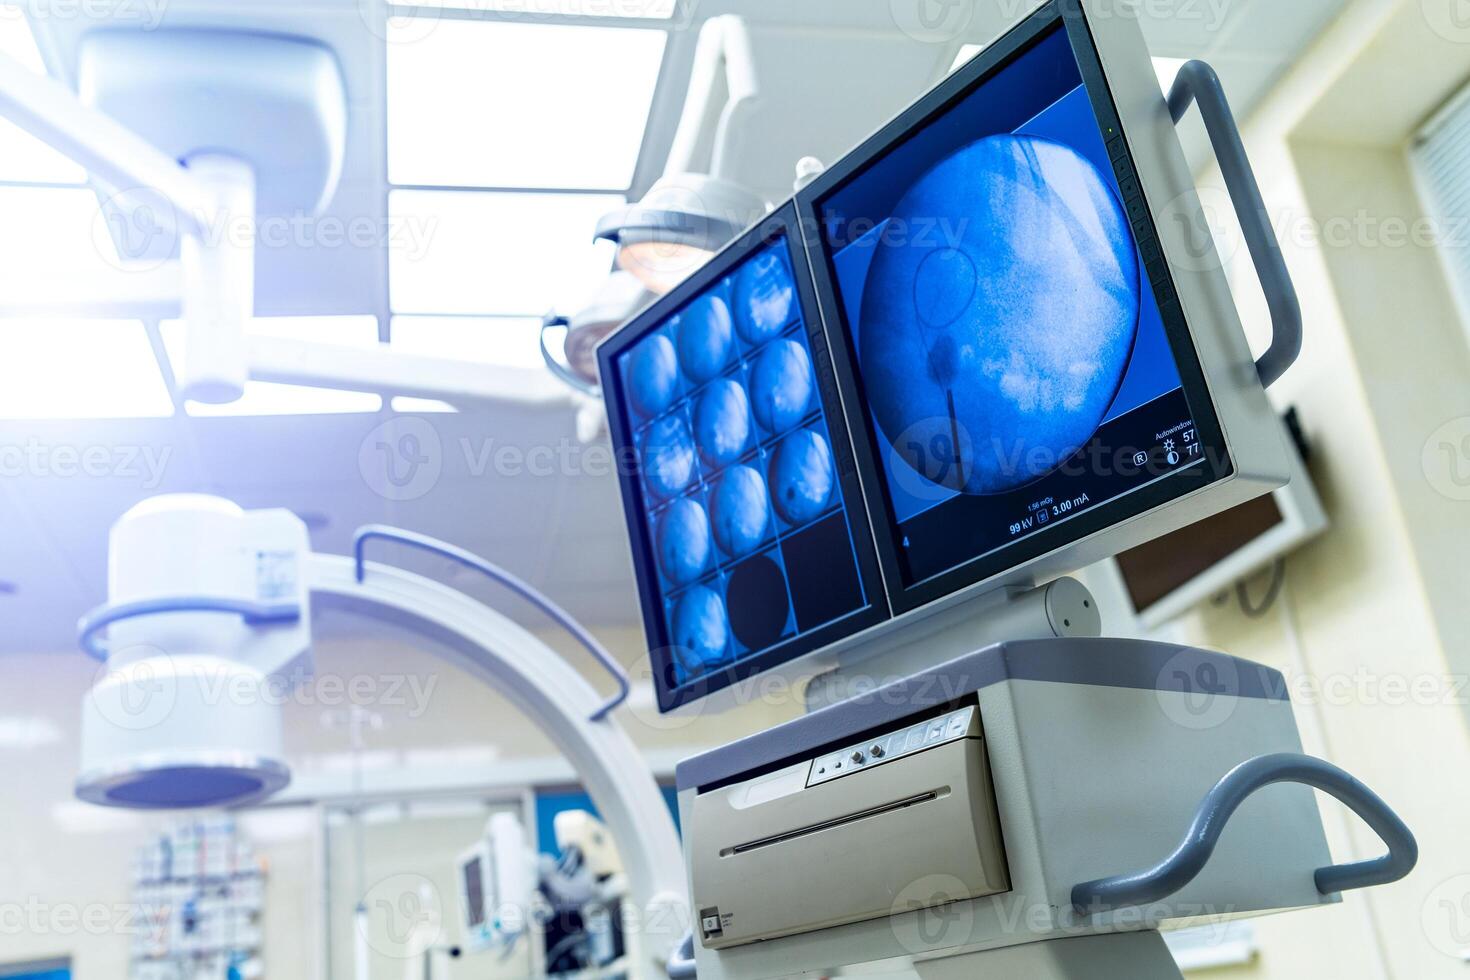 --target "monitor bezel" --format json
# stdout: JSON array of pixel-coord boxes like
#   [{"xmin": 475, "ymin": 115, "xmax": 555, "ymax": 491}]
[
  {"xmin": 597, "ymin": 202, "xmax": 890, "ymax": 713},
  {"xmin": 792, "ymin": 0, "xmax": 1236, "ymax": 615}
]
